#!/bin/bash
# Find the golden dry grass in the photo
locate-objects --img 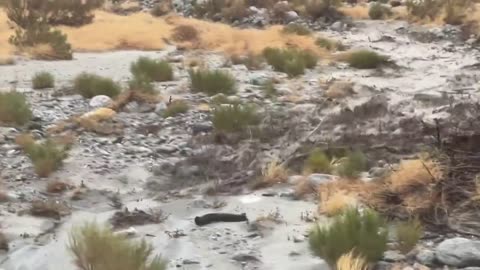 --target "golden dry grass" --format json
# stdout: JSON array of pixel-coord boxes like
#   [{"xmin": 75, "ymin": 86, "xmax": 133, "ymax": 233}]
[
  {"xmin": 15, "ymin": 133, "xmax": 35, "ymax": 149},
  {"xmin": 319, "ymin": 189, "xmax": 357, "ymax": 216},
  {"xmin": 336, "ymin": 251, "xmax": 368, "ymax": 270},
  {"xmin": 262, "ymin": 160, "xmax": 289, "ymax": 186},
  {"xmin": 0, "ymin": 10, "xmax": 328, "ymax": 58},
  {"xmin": 388, "ymin": 159, "xmax": 443, "ymax": 193}
]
